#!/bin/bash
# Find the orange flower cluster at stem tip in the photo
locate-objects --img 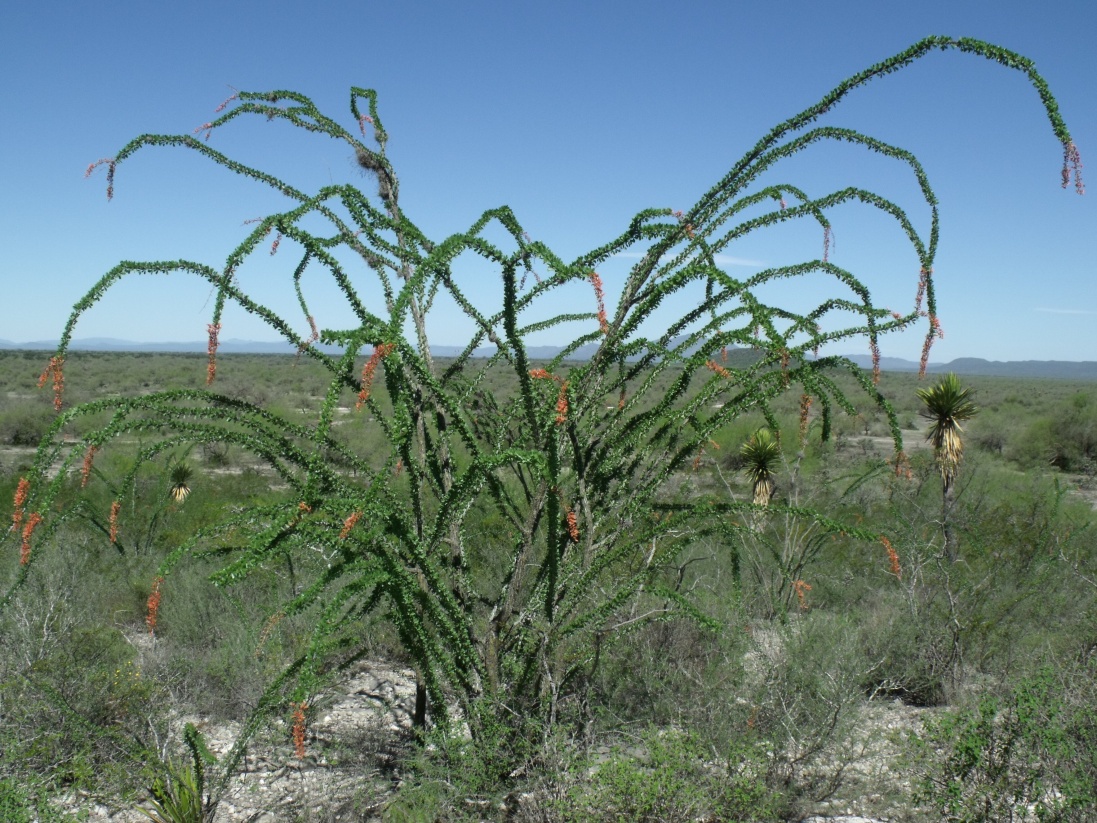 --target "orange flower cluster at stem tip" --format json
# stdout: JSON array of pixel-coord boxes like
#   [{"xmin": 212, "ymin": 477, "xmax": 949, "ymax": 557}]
[
  {"xmin": 339, "ymin": 511, "xmax": 362, "ymax": 539},
  {"xmin": 84, "ymin": 157, "xmax": 117, "ymax": 200},
  {"xmin": 881, "ymin": 536, "xmax": 902, "ymax": 579},
  {"xmin": 298, "ymin": 501, "xmax": 312, "ymax": 514},
  {"xmin": 892, "ymin": 451, "xmax": 913, "ymax": 480},
  {"xmin": 555, "ymin": 382, "xmax": 569, "ymax": 425},
  {"xmin": 919, "ymin": 331, "xmax": 934, "ymax": 377},
  {"xmin": 589, "ymin": 272, "xmax": 609, "ymax": 334},
  {"xmin": 12, "ymin": 477, "xmax": 30, "ymax": 532},
  {"xmin": 566, "ymin": 509, "xmax": 579, "ymax": 542},
  {"xmin": 529, "ymin": 363, "xmax": 567, "ymax": 423},
  {"xmin": 705, "ymin": 360, "xmax": 731, "ymax": 379},
  {"xmin": 206, "ymin": 323, "xmax": 222, "ymax": 385},
  {"xmin": 1061, "ymin": 141, "xmax": 1085, "ymax": 195},
  {"xmin": 38, "ymin": 357, "xmax": 65, "ymax": 411},
  {"xmin": 870, "ymin": 340, "xmax": 881, "ymax": 385},
  {"xmin": 914, "ymin": 268, "xmax": 930, "ymax": 314},
  {"xmin": 109, "ymin": 500, "xmax": 121, "ymax": 544},
  {"xmin": 356, "ymin": 343, "xmax": 395, "ymax": 410},
  {"xmin": 793, "ymin": 579, "xmax": 812, "ymax": 611},
  {"xmin": 292, "ymin": 702, "xmax": 308, "ymax": 759},
  {"xmin": 146, "ymin": 577, "xmax": 164, "ymax": 635},
  {"xmin": 799, "ymin": 394, "xmax": 813, "ymax": 441},
  {"xmin": 20, "ymin": 512, "xmax": 42, "ymax": 566},
  {"xmin": 81, "ymin": 445, "xmax": 98, "ymax": 488}
]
